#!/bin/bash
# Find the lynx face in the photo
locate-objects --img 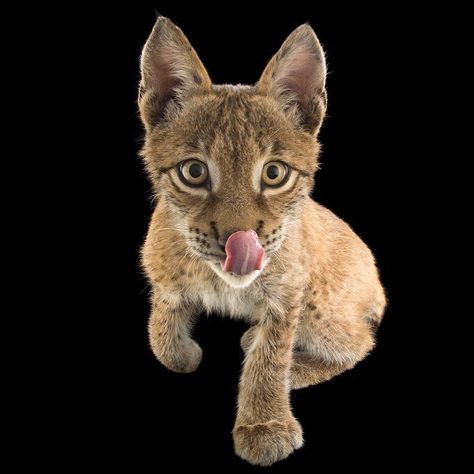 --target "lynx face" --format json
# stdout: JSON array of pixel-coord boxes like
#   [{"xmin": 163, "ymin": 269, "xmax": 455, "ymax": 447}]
[{"xmin": 139, "ymin": 18, "xmax": 327, "ymax": 287}]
